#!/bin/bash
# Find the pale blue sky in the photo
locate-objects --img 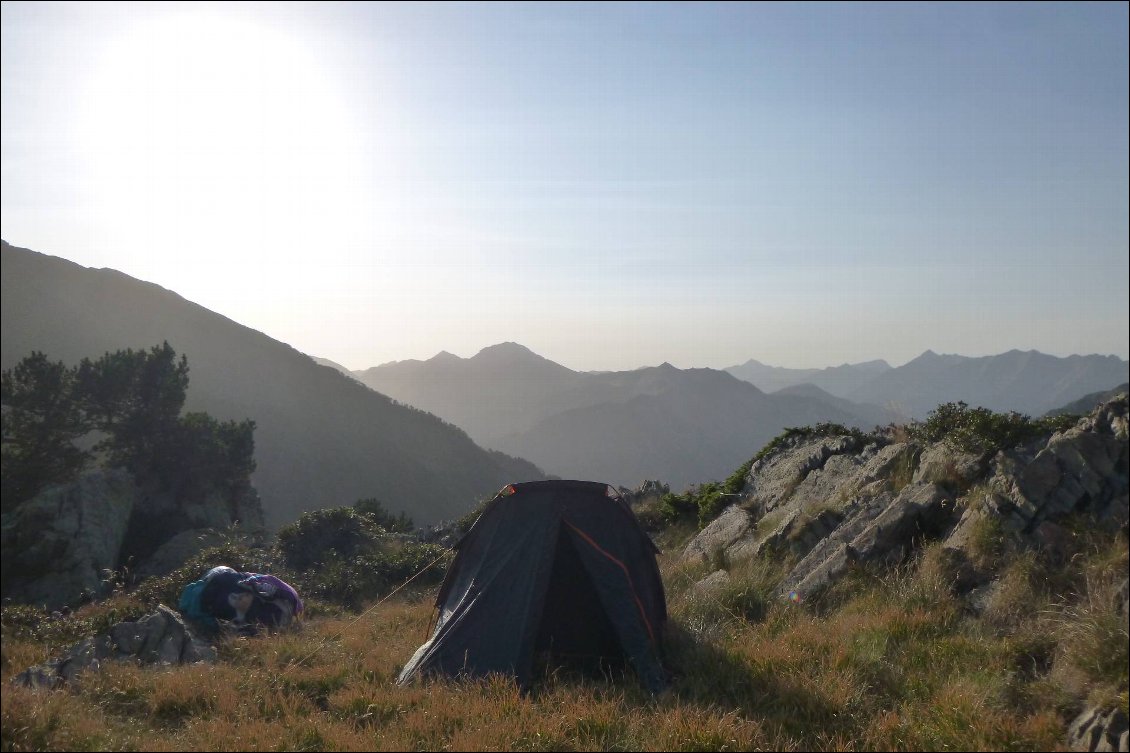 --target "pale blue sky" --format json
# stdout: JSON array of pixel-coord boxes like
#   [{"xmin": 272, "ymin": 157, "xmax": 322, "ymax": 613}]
[{"xmin": 2, "ymin": 2, "xmax": 1127, "ymax": 370}]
